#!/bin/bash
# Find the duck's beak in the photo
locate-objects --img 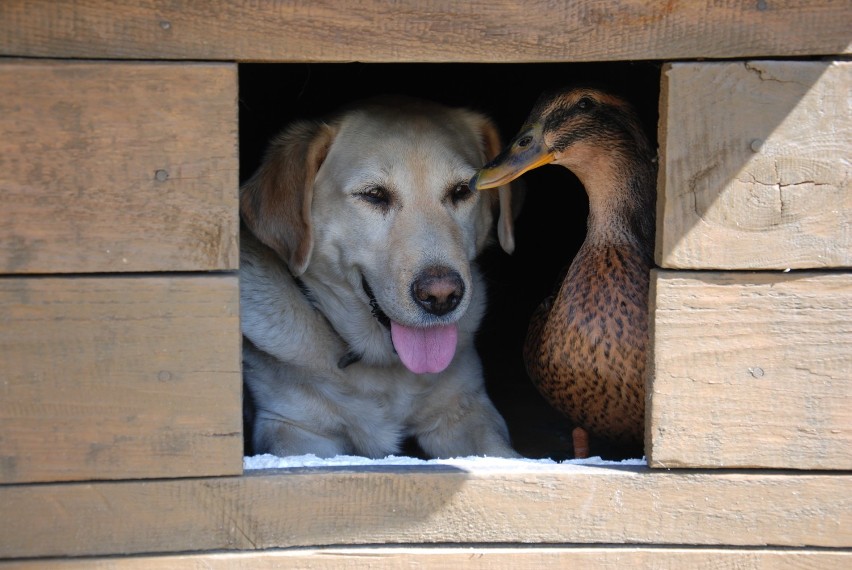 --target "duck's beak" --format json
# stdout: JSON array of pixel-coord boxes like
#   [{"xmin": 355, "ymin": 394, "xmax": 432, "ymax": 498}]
[{"xmin": 470, "ymin": 122, "xmax": 555, "ymax": 191}]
